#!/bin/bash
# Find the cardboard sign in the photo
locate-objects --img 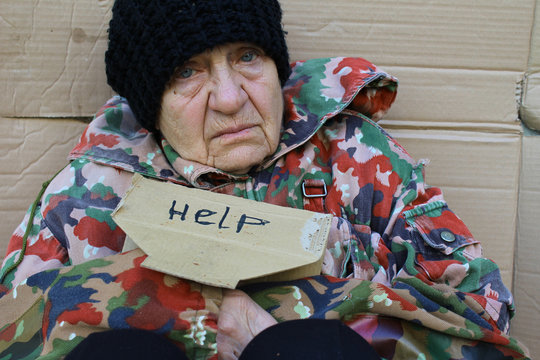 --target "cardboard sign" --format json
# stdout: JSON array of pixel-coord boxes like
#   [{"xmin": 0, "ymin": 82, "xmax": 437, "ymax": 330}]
[{"xmin": 112, "ymin": 174, "xmax": 332, "ymax": 288}]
